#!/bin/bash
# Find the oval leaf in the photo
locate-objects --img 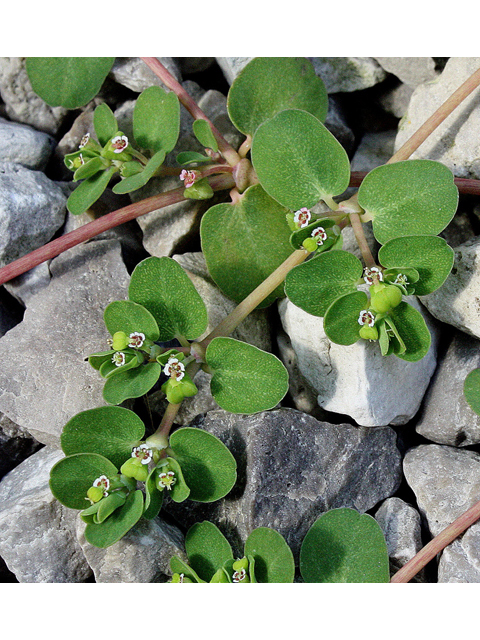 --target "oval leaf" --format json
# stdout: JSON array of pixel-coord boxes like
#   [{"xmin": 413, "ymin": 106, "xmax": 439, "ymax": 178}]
[
  {"xmin": 103, "ymin": 362, "xmax": 162, "ymax": 405},
  {"xmin": 357, "ymin": 160, "xmax": 459, "ymax": 245},
  {"xmin": 112, "ymin": 149, "xmax": 166, "ymax": 194},
  {"xmin": 192, "ymin": 119, "xmax": 218, "ymax": 152},
  {"xmin": 244, "ymin": 527, "xmax": 295, "ymax": 583},
  {"xmin": 133, "ymin": 86, "xmax": 180, "ymax": 153},
  {"xmin": 228, "ymin": 57, "xmax": 328, "ymax": 136},
  {"xmin": 299, "ymin": 508, "xmax": 390, "ymax": 583},
  {"xmin": 67, "ymin": 166, "xmax": 116, "ymax": 215},
  {"xmin": 251, "ymin": 109, "xmax": 351, "ymax": 210},
  {"xmin": 464, "ymin": 369, "xmax": 480, "ymax": 417},
  {"xmin": 206, "ymin": 337, "xmax": 289, "ymax": 414},
  {"xmin": 84, "ymin": 490, "xmax": 144, "ymax": 548},
  {"xmin": 388, "ymin": 301, "xmax": 431, "ymax": 362},
  {"xmin": 185, "ymin": 521, "xmax": 233, "ymax": 582},
  {"xmin": 323, "ymin": 291, "xmax": 369, "ymax": 345},
  {"xmin": 94, "ymin": 103, "xmax": 118, "ymax": 146},
  {"xmin": 143, "ymin": 468, "xmax": 164, "ymax": 520},
  {"xmin": 169, "ymin": 427, "xmax": 237, "ymax": 503},
  {"xmin": 104, "ymin": 300, "xmax": 160, "ymax": 342},
  {"xmin": 200, "ymin": 184, "xmax": 294, "ymax": 307}
]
